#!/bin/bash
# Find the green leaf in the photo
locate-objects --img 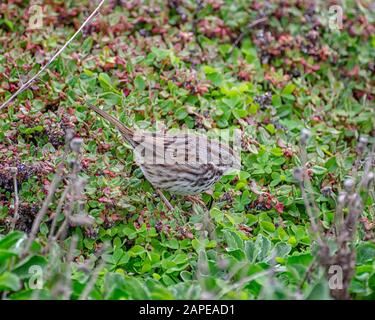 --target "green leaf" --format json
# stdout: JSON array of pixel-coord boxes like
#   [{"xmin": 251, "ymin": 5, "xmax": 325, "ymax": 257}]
[
  {"xmin": 255, "ymin": 234, "xmax": 272, "ymax": 262},
  {"xmin": 175, "ymin": 107, "xmax": 188, "ymax": 120},
  {"xmin": 272, "ymin": 242, "xmax": 292, "ymax": 258},
  {"xmin": 311, "ymin": 165, "xmax": 327, "ymax": 175},
  {"xmin": 325, "ymin": 157, "xmax": 338, "ymax": 172},
  {"xmin": 265, "ymin": 124, "xmax": 276, "ymax": 134},
  {"xmin": 270, "ymin": 147, "xmax": 283, "ymax": 157},
  {"xmin": 180, "ymin": 271, "xmax": 192, "ymax": 281},
  {"xmin": 206, "ymin": 72, "xmax": 223, "ymax": 86},
  {"xmin": 0, "ymin": 249, "xmax": 18, "ymax": 264},
  {"xmin": 165, "ymin": 239, "xmax": 179, "ymax": 249},
  {"xmin": 98, "ymin": 72, "xmax": 117, "ymax": 92},
  {"xmin": 103, "ymin": 273, "xmax": 127, "ymax": 300},
  {"xmin": 287, "ymin": 252, "xmax": 313, "ymax": 266},
  {"xmin": 150, "ymin": 285, "xmax": 175, "ymax": 300},
  {"xmin": 0, "ymin": 272, "xmax": 21, "ymax": 291},
  {"xmin": 0, "ymin": 231, "xmax": 25, "ymax": 250},
  {"xmin": 100, "ymin": 92, "xmax": 122, "ymax": 105},
  {"xmin": 260, "ymin": 221, "xmax": 276, "ymax": 233},
  {"xmin": 232, "ymin": 108, "xmax": 247, "ymax": 119},
  {"xmin": 161, "ymin": 274, "xmax": 175, "ymax": 286},
  {"xmin": 0, "ymin": 19, "xmax": 14, "ymax": 31},
  {"xmin": 282, "ymin": 83, "xmax": 296, "ymax": 95},
  {"xmin": 245, "ymin": 241, "xmax": 256, "ymax": 263},
  {"xmin": 128, "ymin": 245, "xmax": 146, "ymax": 257},
  {"xmin": 227, "ymin": 248, "xmax": 245, "ymax": 260},
  {"xmin": 141, "ymin": 263, "xmax": 151, "ymax": 273},
  {"xmin": 134, "ymin": 75, "xmax": 146, "ymax": 91},
  {"xmin": 82, "ymin": 37, "xmax": 93, "ymax": 53},
  {"xmin": 151, "ymin": 47, "xmax": 170, "ymax": 60},
  {"xmin": 210, "ymin": 208, "xmax": 223, "ymax": 222},
  {"xmin": 223, "ymin": 230, "xmax": 243, "ymax": 250},
  {"xmin": 247, "ymin": 214, "xmax": 258, "ymax": 226},
  {"xmin": 368, "ymin": 273, "xmax": 375, "ymax": 291},
  {"xmin": 356, "ymin": 243, "xmax": 375, "ymax": 264},
  {"xmin": 191, "ymin": 239, "xmax": 201, "ymax": 251},
  {"xmin": 21, "ymin": 125, "xmax": 44, "ymax": 135},
  {"xmin": 306, "ymin": 278, "xmax": 330, "ymax": 300}
]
